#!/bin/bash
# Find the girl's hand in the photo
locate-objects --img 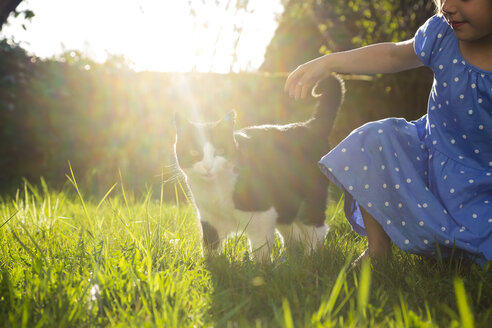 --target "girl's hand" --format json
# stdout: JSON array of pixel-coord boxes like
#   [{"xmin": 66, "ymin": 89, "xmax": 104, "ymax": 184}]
[
  {"xmin": 284, "ymin": 55, "xmax": 331, "ymax": 99},
  {"xmin": 284, "ymin": 40, "xmax": 422, "ymax": 100}
]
